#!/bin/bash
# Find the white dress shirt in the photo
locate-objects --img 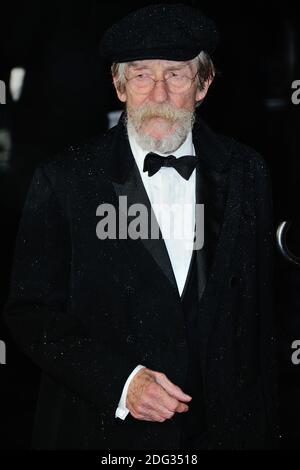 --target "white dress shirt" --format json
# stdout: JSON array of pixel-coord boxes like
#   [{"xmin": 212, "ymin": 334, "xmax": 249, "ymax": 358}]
[{"xmin": 115, "ymin": 129, "xmax": 197, "ymax": 420}]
